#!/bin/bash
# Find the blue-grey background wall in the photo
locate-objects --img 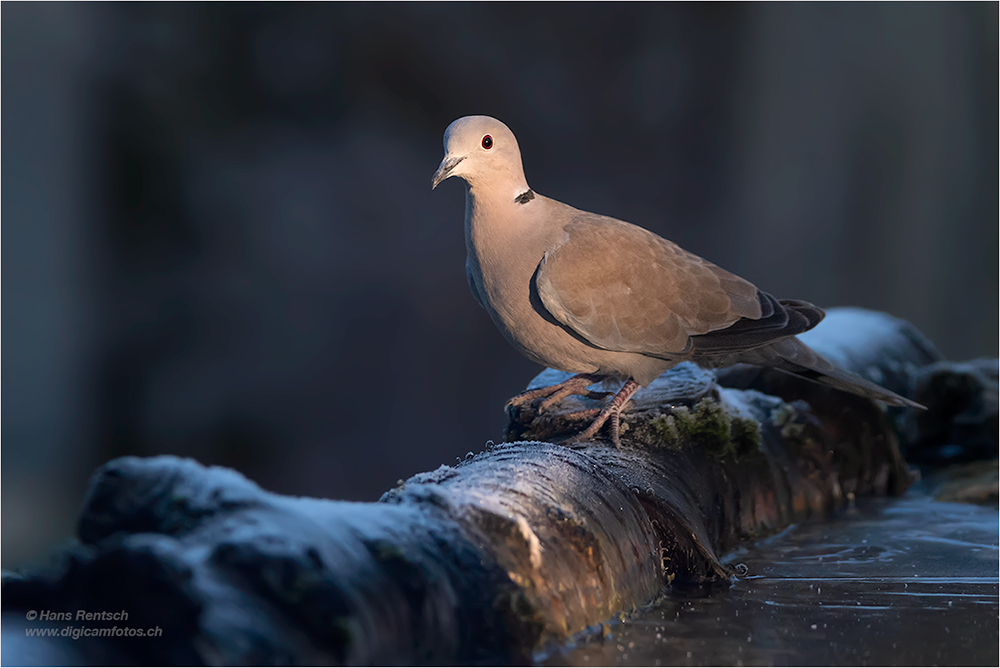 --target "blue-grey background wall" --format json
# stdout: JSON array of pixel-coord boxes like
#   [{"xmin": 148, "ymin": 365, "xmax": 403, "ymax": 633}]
[{"xmin": 3, "ymin": 3, "xmax": 997, "ymax": 568}]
